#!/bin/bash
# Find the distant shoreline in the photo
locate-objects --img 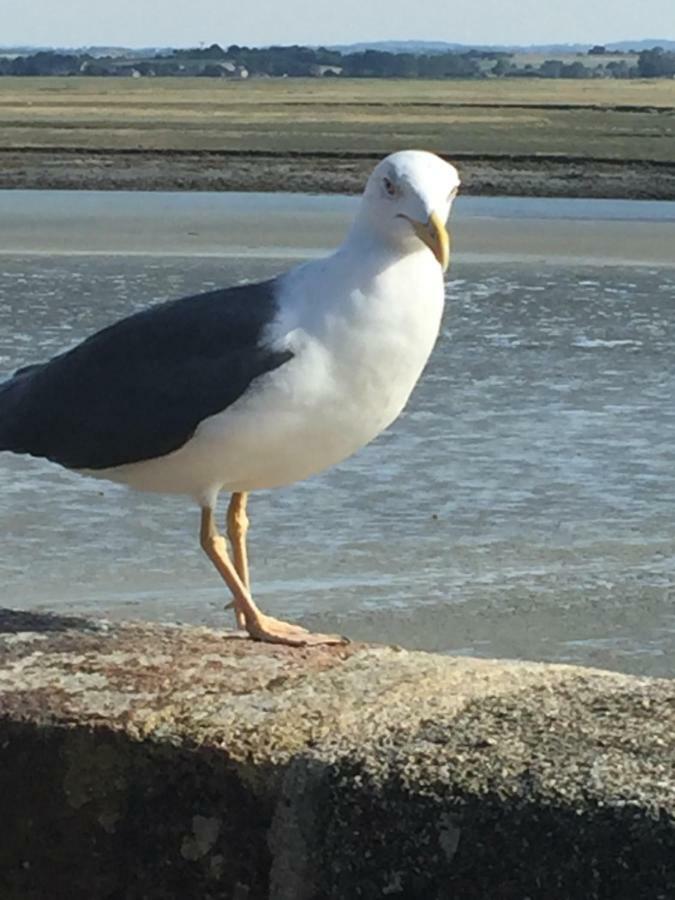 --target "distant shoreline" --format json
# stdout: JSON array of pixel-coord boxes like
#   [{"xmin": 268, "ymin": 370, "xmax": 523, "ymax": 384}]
[{"xmin": 2, "ymin": 149, "xmax": 675, "ymax": 200}]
